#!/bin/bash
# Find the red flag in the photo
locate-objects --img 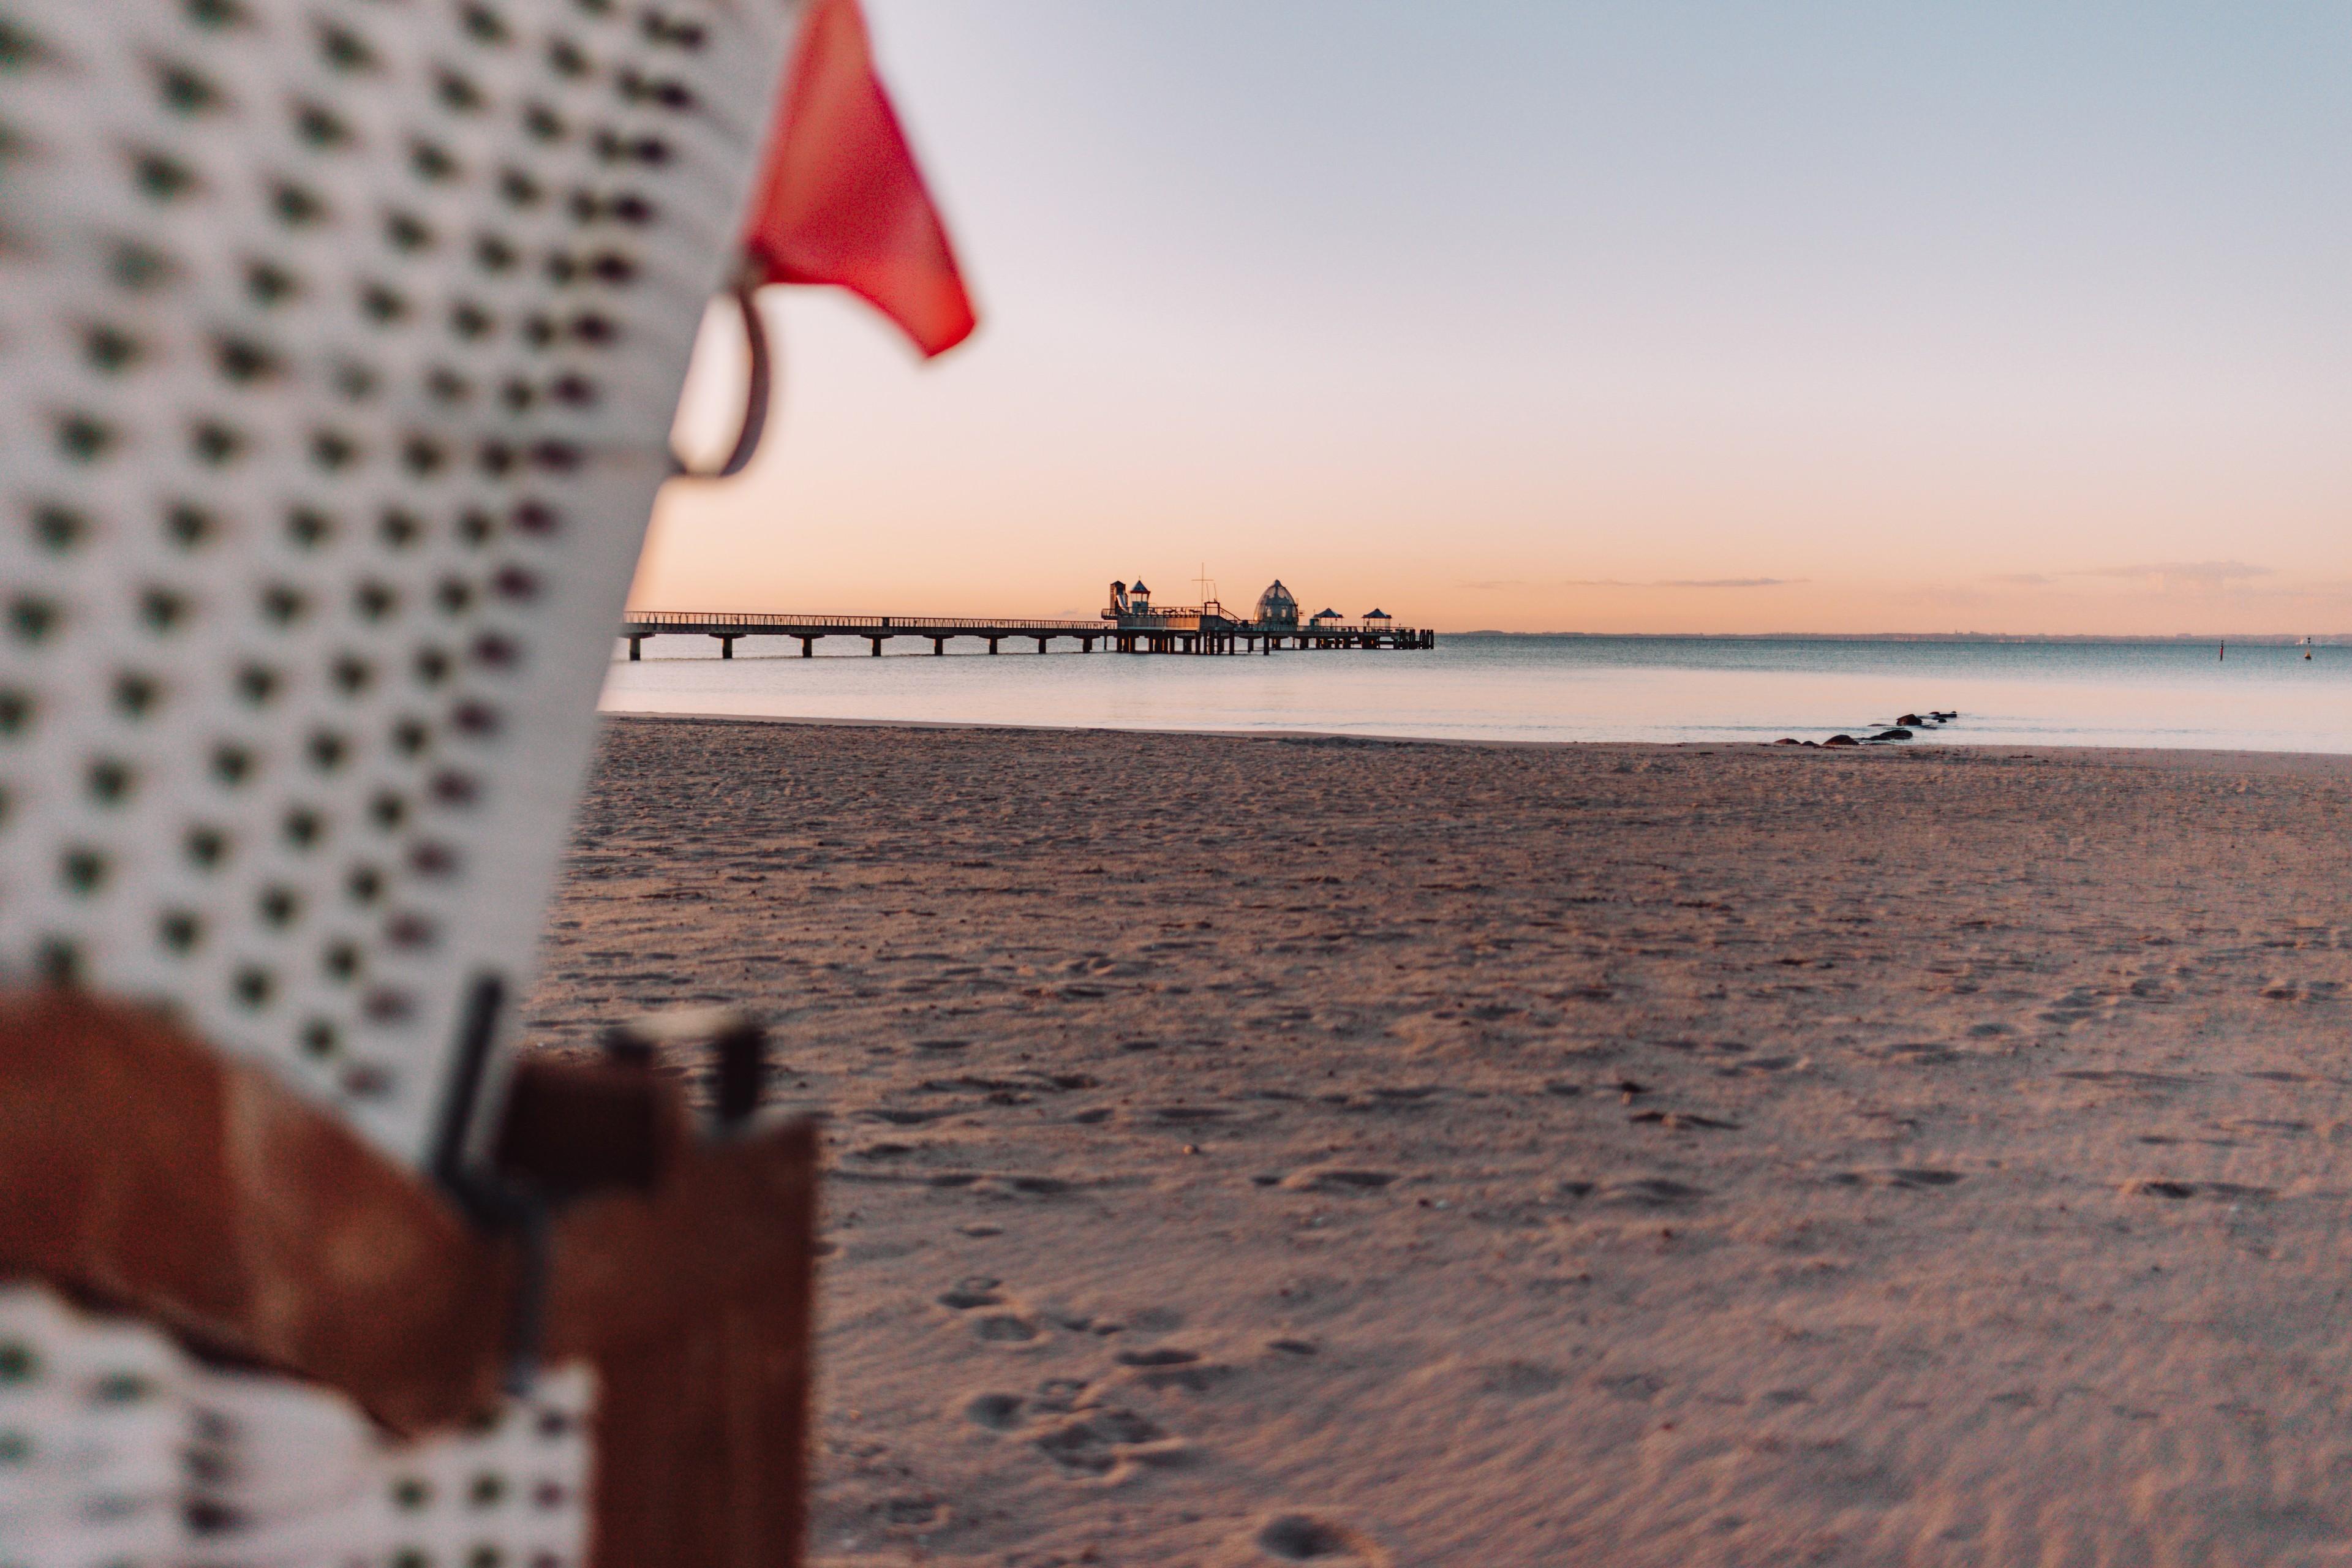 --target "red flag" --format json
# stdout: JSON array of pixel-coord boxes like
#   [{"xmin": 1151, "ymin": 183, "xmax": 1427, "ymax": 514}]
[{"xmin": 741, "ymin": 0, "xmax": 976, "ymax": 356}]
